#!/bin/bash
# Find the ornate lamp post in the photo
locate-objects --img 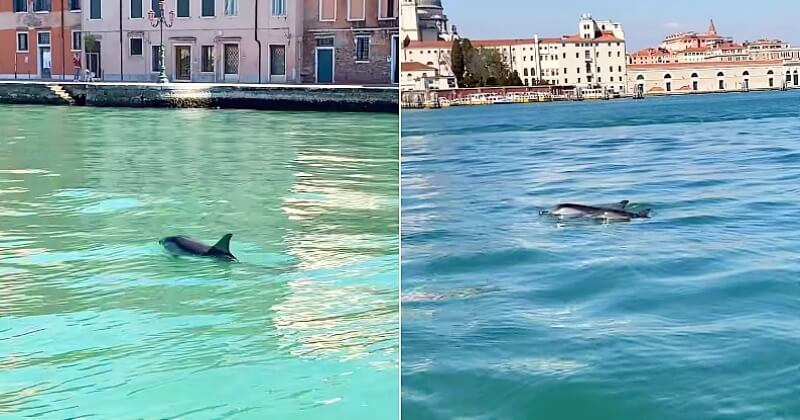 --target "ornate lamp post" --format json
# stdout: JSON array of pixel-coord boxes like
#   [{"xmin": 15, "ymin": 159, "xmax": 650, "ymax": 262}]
[{"xmin": 148, "ymin": 1, "xmax": 175, "ymax": 84}]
